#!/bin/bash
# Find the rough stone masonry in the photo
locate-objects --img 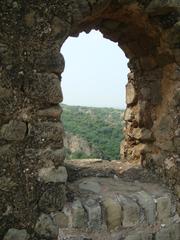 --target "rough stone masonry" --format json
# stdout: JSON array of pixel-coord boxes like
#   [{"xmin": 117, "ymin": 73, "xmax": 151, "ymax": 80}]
[{"xmin": 0, "ymin": 0, "xmax": 179, "ymax": 239}]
